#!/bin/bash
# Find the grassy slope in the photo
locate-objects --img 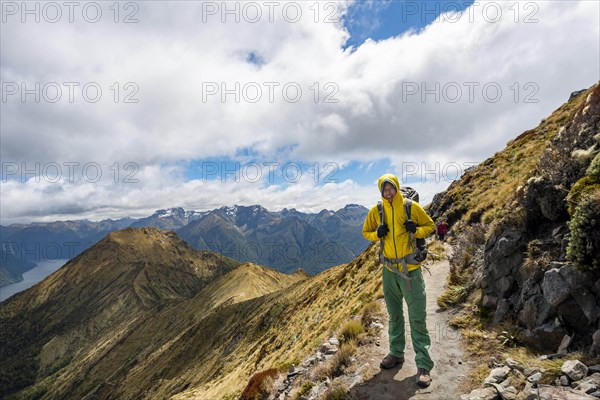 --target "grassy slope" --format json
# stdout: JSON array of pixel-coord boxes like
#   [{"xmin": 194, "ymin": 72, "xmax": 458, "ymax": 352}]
[
  {"xmin": 428, "ymin": 86, "xmax": 594, "ymax": 227},
  {"xmin": 170, "ymin": 244, "xmax": 382, "ymax": 400},
  {"xmin": 20, "ymin": 242, "xmax": 383, "ymax": 399}
]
